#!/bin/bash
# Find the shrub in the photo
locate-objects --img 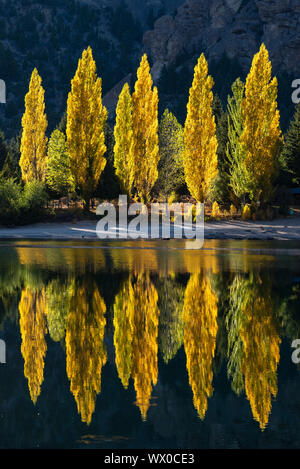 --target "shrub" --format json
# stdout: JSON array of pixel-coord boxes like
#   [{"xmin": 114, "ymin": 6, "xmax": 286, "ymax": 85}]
[
  {"xmin": 22, "ymin": 180, "xmax": 47, "ymax": 212},
  {"xmin": 168, "ymin": 191, "xmax": 177, "ymax": 205},
  {"xmin": 230, "ymin": 204, "xmax": 237, "ymax": 218},
  {"xmin": 0, "ymin": 177, "xmax": 21, "ymax": 224},
  {"xmin": 242, "ymin": 204, "xmax": 251, "ymax": 221},
  {"xmin": 212, "ymin": 201, "xmax": 221, "ymax": 219},
  {"xmin": 0, "ymin": 178, "xmax": 48, "ymax": 225}
]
